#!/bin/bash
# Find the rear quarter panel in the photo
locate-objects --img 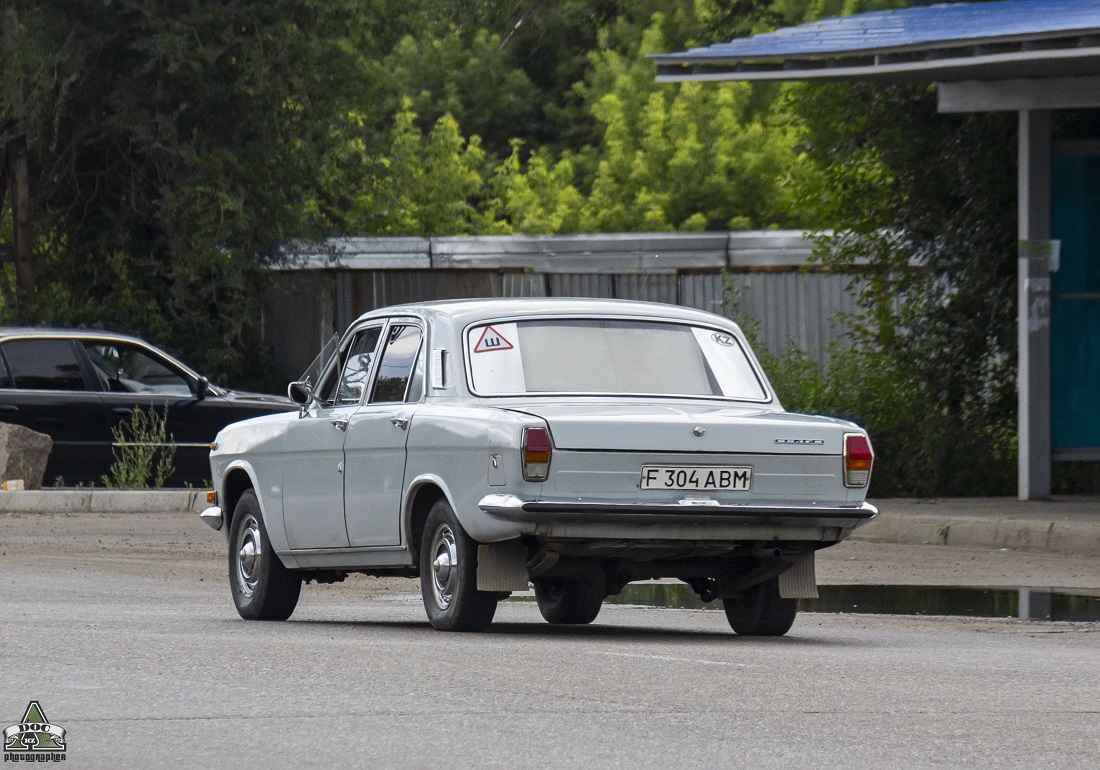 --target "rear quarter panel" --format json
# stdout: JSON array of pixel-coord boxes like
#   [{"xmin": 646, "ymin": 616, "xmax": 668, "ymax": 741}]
[{"xmin": 403, "ymin": 402, "xmax": 543, "ymax": 542}]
